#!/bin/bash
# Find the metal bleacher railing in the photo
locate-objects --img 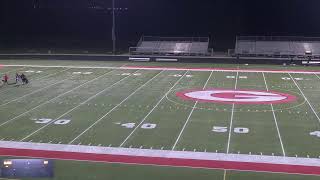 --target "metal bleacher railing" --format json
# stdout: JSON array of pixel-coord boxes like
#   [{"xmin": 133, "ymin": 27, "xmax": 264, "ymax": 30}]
[
  {"xmin": 129, "ymin": 36, "xmax": 210, "ymax": 56},
  {"xmin": 235, "ymin": 36, "xmax": 320, "ymax": 58}
]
